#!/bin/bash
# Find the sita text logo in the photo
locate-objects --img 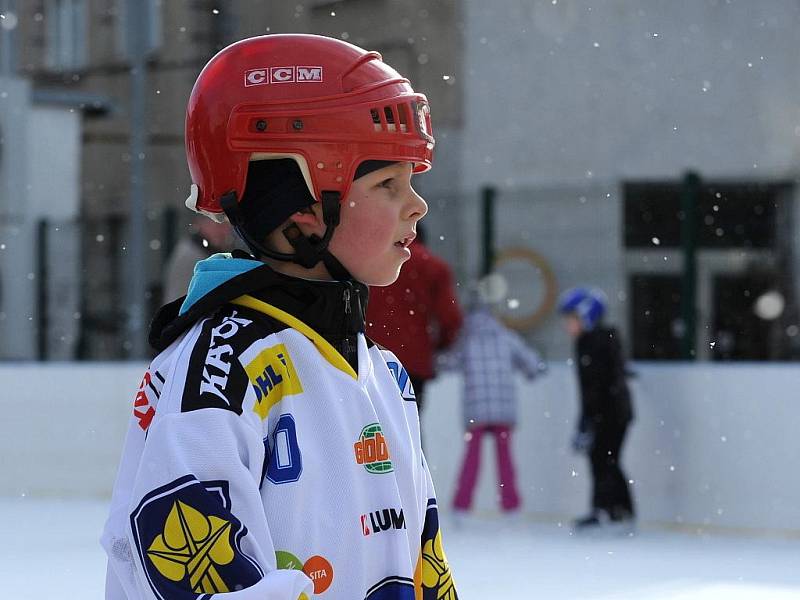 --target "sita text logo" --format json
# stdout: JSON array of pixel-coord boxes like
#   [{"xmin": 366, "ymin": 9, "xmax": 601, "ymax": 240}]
[
  {"xmin": 244, "ymin": 66, "xmax": 323, "ymax": 87},
  {"xmin": 275, "ymin": 551, "xmax": 334, "ymax": 595},
  {"xmin": 354, "ymin": 423, "xmax": 393, "ymax": 474}
]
